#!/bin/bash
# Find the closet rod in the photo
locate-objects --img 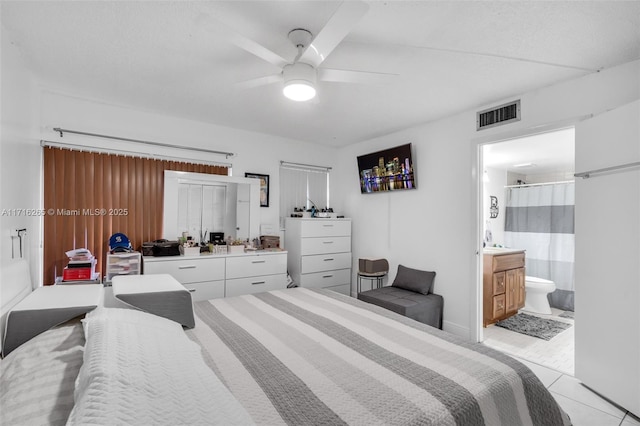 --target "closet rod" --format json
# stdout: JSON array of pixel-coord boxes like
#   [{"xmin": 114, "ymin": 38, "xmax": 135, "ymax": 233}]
[
  {"xmin": 280, "ymin": 160, "xmax": 332, "ymax": 171},
  {"xmin": 53, "ymin": 127, "xmax": 236, "ymax": 159},
  {"xmin": 41, "ymin": 140, "xmax": 233, "ymax": 168},
  {"xmin": 574, "ymin": 161, "xmax": 640, "ymax": 179}
]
